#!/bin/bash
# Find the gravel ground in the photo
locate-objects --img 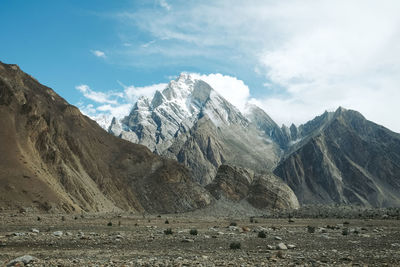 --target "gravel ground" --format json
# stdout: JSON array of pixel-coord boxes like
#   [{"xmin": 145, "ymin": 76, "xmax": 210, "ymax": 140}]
[{"xmin": 1, "ymin": 212, "xmax": 400, "ymax": 266}]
